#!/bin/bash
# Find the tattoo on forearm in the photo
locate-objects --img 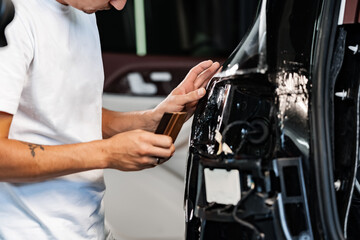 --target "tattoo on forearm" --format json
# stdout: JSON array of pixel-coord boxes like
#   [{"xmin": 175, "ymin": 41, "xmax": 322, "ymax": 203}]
[{"xmin": 22, "ymin": 142, "xmax": 45, "ymax": 157}]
